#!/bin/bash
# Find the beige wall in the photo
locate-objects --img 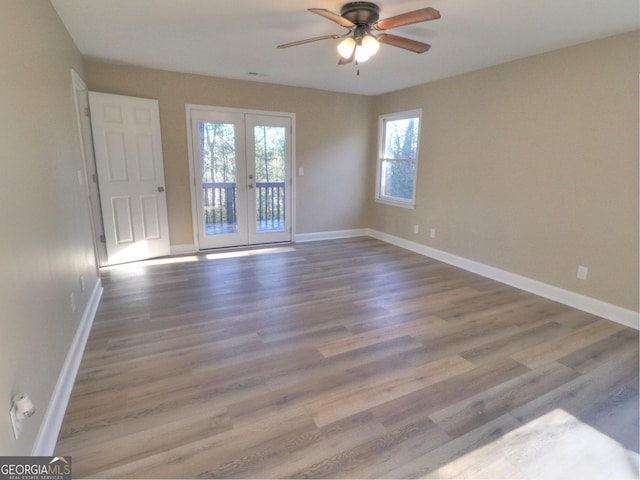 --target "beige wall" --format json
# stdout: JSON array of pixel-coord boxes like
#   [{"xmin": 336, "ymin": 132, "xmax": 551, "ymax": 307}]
[
  {"xmin": 83, "ymin": 64, "xmax": 374, "ymax": 245},
  {"xmin": 370, "ymin": 31, "xmax": 640, "ymax": 311},
  {"xmin": 85, "ymin": 33, "xmax": 639, "ymax": 311},
  {"xmin": 0, "ymin": 1, "xmax": 98, "ymax": 454}
]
